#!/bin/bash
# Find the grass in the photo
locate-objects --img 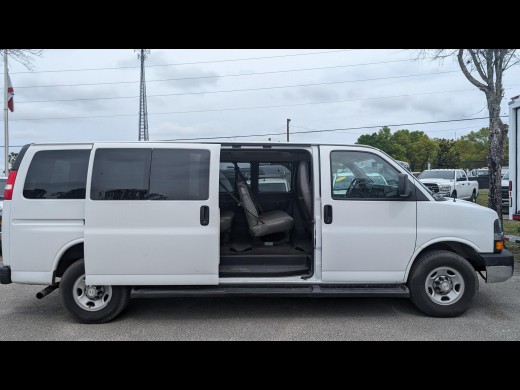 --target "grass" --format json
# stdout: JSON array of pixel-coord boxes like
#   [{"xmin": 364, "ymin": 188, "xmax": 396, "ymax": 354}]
[
  {"xmin": 476, "ymin": 189, "xmax": 518, "ymax": 235},
  {"xmin": 476, "ymin": 189, "xmax": 520, "ymax": 259}
]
